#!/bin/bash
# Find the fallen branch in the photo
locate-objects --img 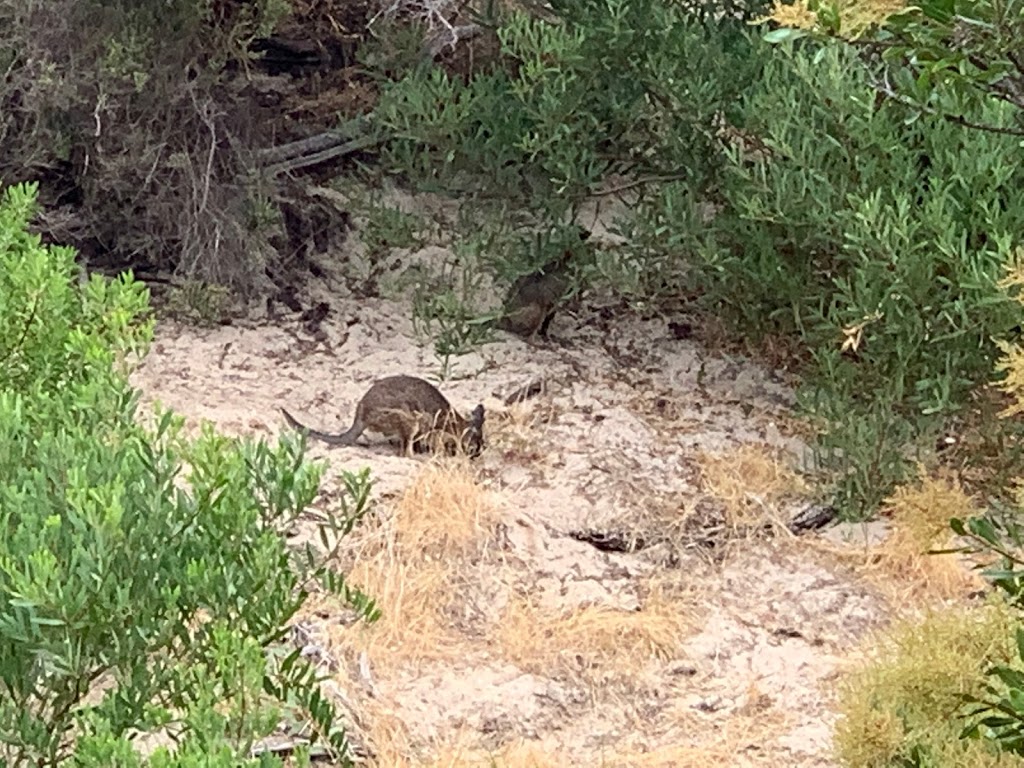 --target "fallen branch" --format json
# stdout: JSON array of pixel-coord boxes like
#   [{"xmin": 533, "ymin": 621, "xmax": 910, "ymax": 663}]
[{"xmin": 261, "ymin": 133, "xmax": 386, "ymax": 176}]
